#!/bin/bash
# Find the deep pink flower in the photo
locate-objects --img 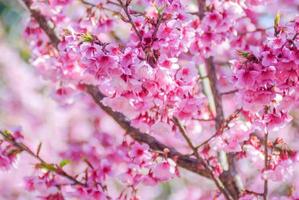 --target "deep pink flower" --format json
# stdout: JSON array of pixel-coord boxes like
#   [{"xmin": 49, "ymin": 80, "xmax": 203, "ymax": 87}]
[{"xmin": 236, "ymin": 69, "xmax": 260, "ymax": 88}]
